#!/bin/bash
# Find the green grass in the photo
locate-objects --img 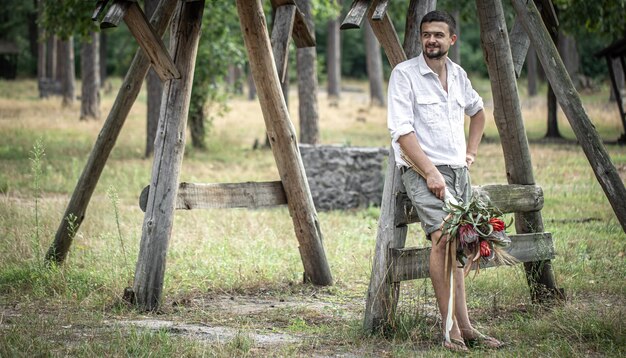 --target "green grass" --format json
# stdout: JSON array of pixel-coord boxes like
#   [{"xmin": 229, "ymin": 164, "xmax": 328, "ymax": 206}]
[{"xmin": 0, "ymin": 78, "xmax": 625, "ymax": 357}]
